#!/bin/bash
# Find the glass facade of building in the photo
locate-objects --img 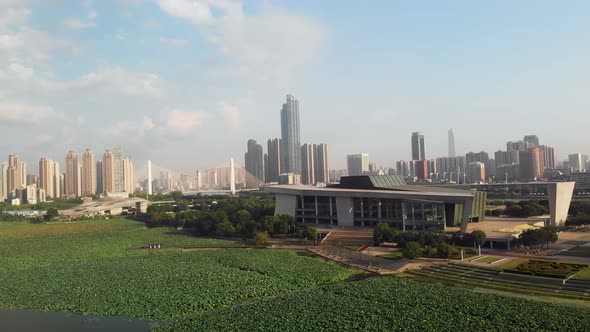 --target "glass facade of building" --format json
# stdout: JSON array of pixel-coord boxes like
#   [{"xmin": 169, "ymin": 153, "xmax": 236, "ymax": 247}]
[{"xmin": 294, "ymin": 194, "xmax": 447, "ymax": 230}]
